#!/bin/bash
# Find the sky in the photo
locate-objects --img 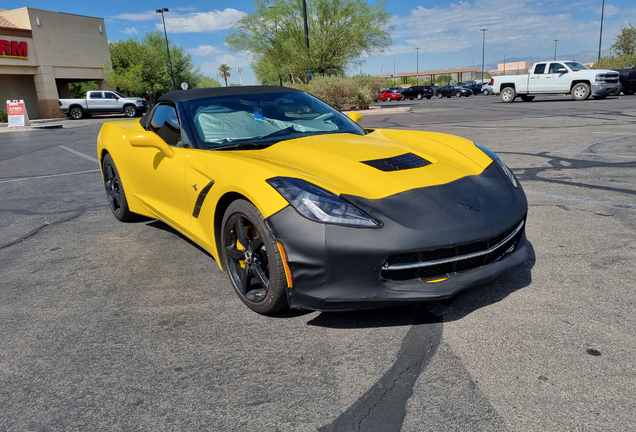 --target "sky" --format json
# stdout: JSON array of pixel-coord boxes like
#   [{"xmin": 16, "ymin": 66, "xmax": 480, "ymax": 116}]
[{"xmin": 5, "ymin": 0, "xmax": 636, "ymax": 85}]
